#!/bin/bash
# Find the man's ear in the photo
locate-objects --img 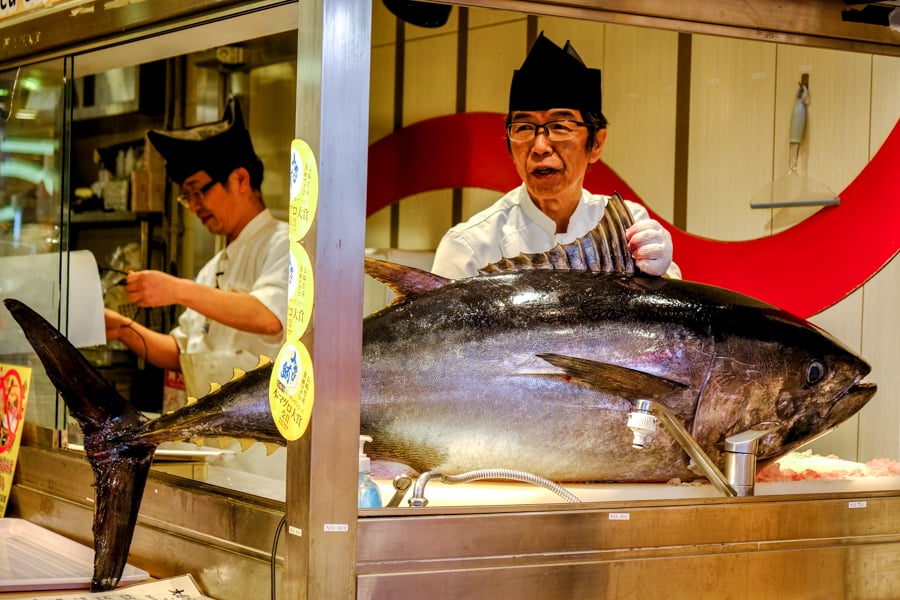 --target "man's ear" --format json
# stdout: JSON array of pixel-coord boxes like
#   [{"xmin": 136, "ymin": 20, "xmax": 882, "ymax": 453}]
[
  {"xmin": 231, "ymin": 166, "xmax": 252, "ymax": 191},
  {"xmin": 588, "ymin": 128, "xmax": 607, "ymax": 164}
]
